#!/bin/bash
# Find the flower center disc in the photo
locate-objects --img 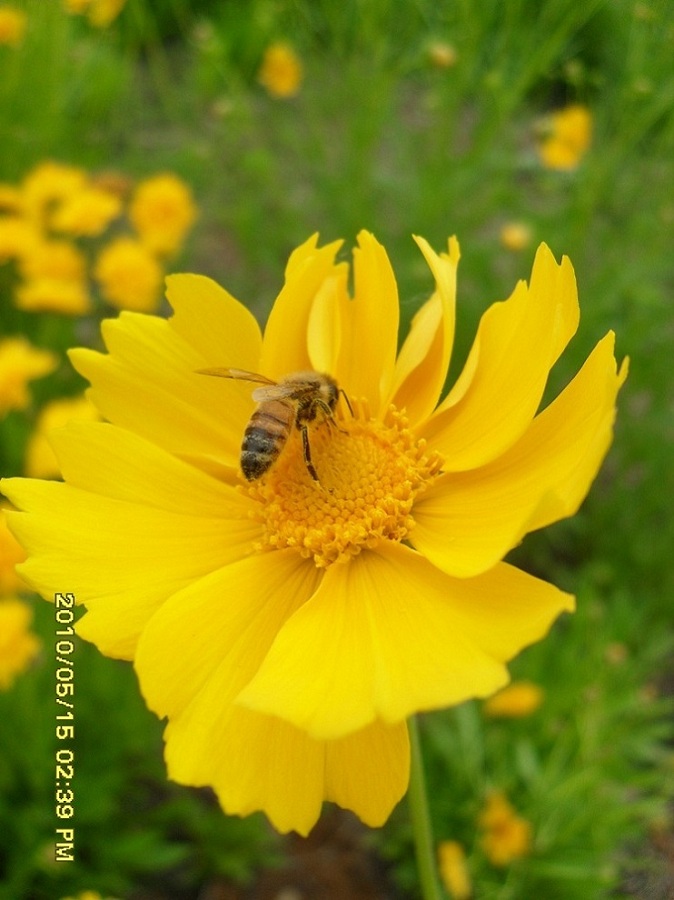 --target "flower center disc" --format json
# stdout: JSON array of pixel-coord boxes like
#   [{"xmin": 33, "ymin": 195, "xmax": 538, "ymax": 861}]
[{"xmin": 247, "ymin": 400, "xmax": 443, "ymax": 567}]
